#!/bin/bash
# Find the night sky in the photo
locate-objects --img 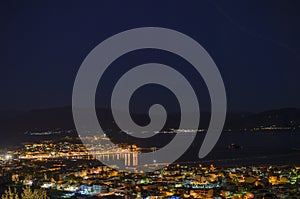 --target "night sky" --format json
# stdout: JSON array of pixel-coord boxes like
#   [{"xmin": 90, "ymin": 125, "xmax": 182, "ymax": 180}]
[{"xmin": 0, "ymin": 1, "xmax": 299, "ymax": 112}]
